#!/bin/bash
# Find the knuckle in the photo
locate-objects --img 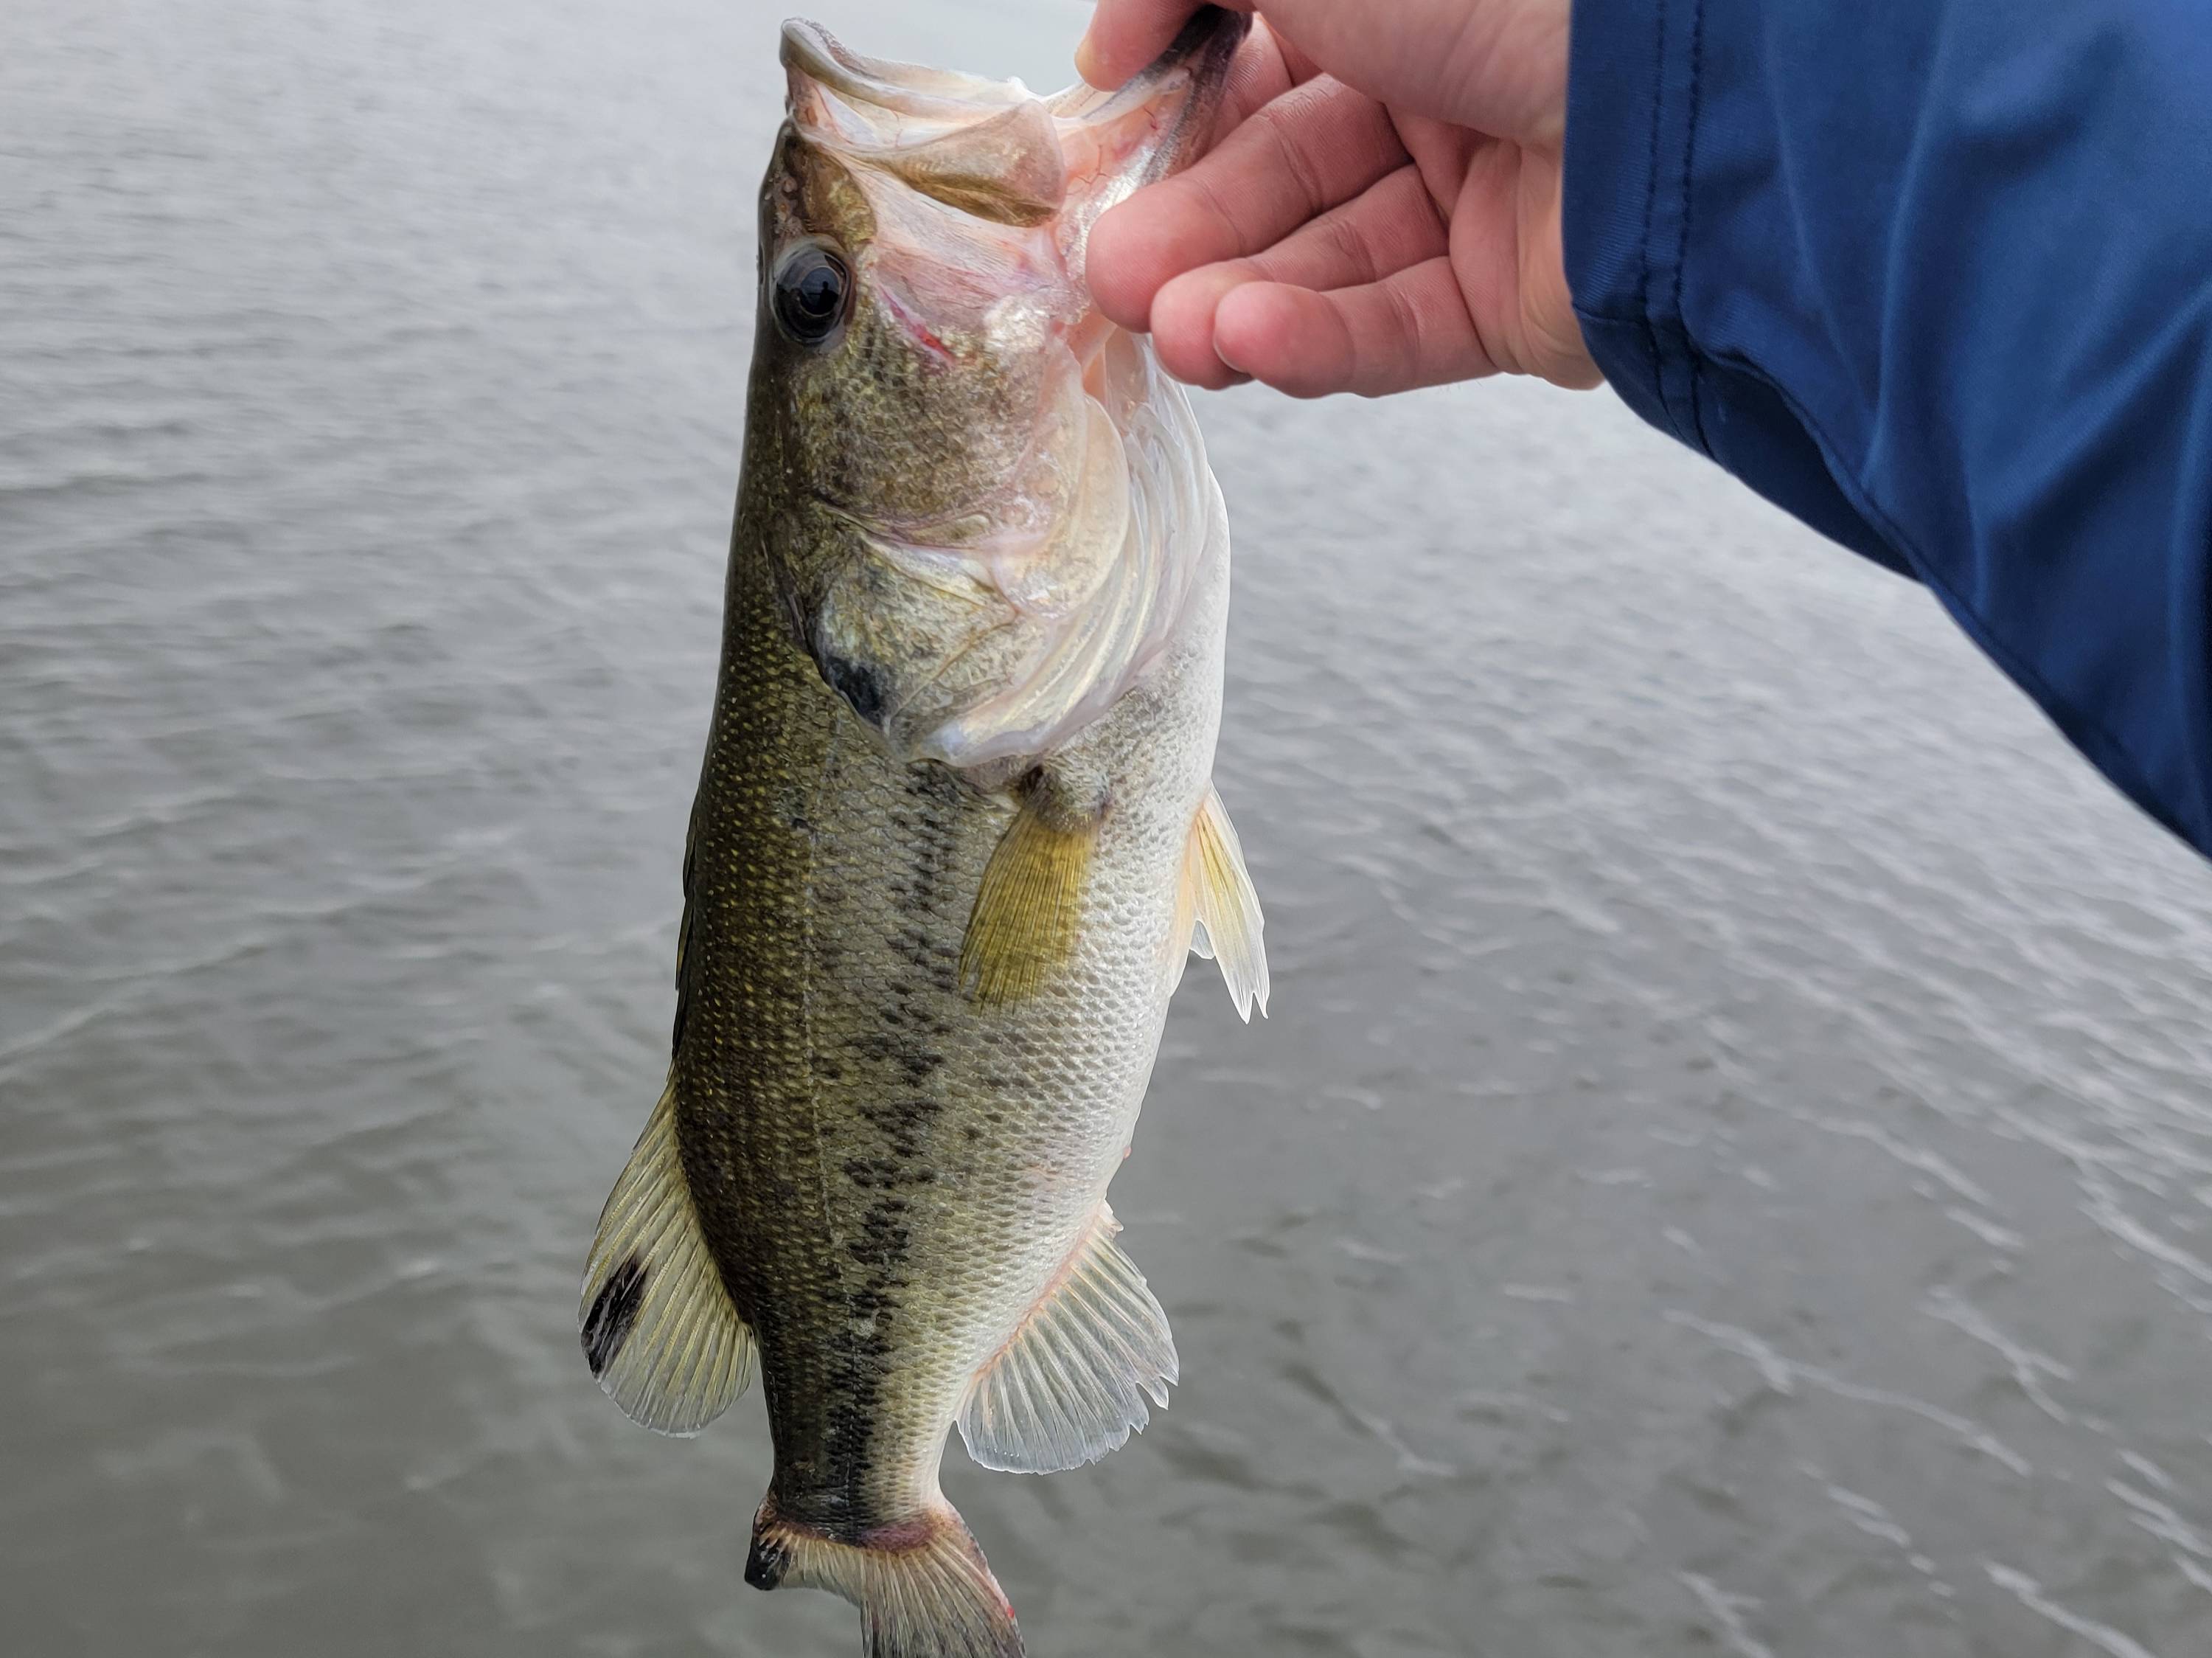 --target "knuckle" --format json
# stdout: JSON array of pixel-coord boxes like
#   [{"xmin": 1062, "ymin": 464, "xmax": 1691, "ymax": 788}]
[
  {"xmin": 1325, "ymin": 212, "xmax": 1379, "ymax": 285},
  {"xmin": 1384, "ymin": 280, "xmax": 1427, "ymax": 361},
  {"xmin": 1252, "ymin": 96, "xmax": 1330, "ymax": 215}
]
